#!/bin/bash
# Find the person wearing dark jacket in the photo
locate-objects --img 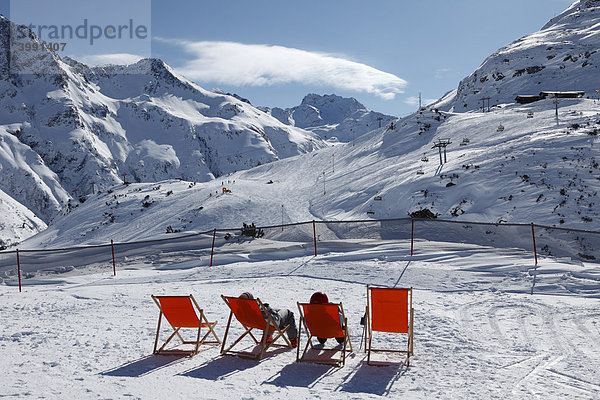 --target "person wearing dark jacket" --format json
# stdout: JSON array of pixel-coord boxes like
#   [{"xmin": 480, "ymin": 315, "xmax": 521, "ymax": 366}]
[{"xmin": 239, "ymin": 292, "xmax": 298, "ymax": 347}]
